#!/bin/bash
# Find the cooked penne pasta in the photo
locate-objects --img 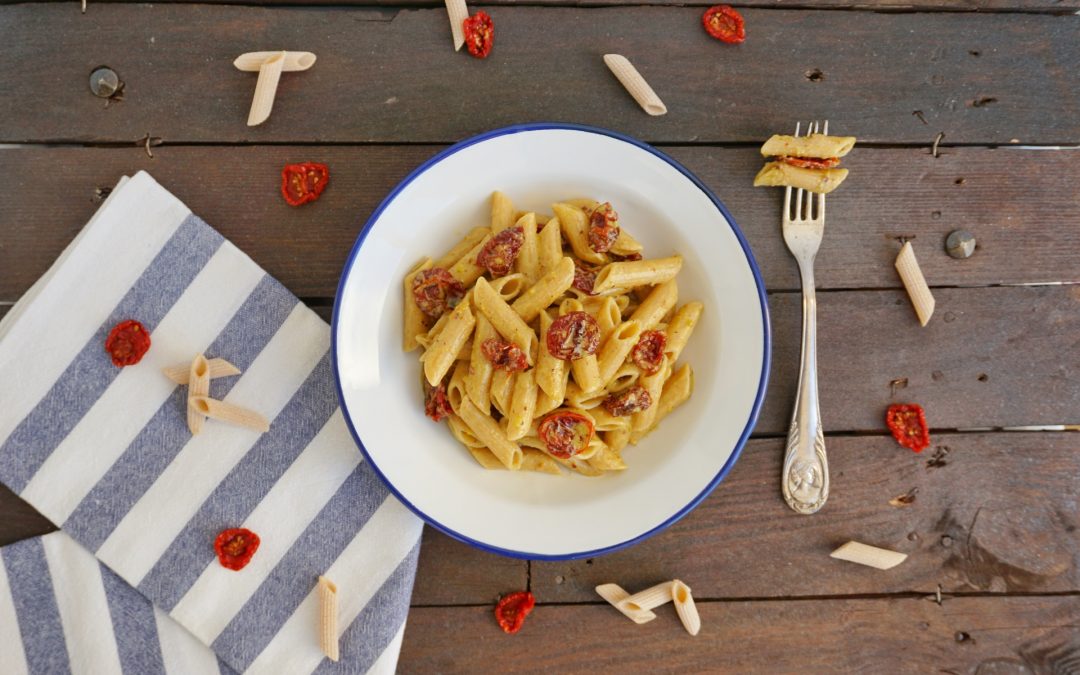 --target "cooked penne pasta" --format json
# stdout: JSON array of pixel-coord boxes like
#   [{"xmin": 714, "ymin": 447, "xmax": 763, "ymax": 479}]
[
  {"xmin": 586, "ymin": 439, "xmax": 626, "ymax": 471},
  {"xmin": 760, "ymin": 133, "xmax": 857, "ymax": 159},
  {"xmin": 895, "ymin": 242, "xmax": 935, "ymax": 326},
  {"xmin": 753, "ymin": 161, "xmax": 849, "ymax": 194},
  {"xmin": 446, "ymin": 360, "xmax": 470, "ymax": 413},
  {"xmin": 595, "ymin": 583, "xmax": 657, "ymax": 624},
  {"xmin": 233, "ymin": 51, "xmax": 317, "ymax": 73},
  {"xmin": 488, "ymin": 273, "xmax": 528, "ymax": 303},
  {"xmin": 537, "ymin": 218, "xmax": 563, "ymax": 277},
  {"xmin": 618, "ymin": 581, "xmax": 675, "ymax": 612},
  {"xmin": 449, "ymin": 234, "xmax": 492, "ymax": 287},
  {"xmin": 830, "ymin": 541, "xmax": 908, "ymax": 570},
  {"xmin": 317, "ymin": 576, "xmax": 339, "ymax": 661},
  {"xmin": 610, "ymin": 228, "xmax": 644, "ymax": 256},
  {"xmin": 403, "ymin": 258, "xmax": 434, "ymax": 352},
  {"xmin": 671, "ymin": 580, "xmax": 701, "ymax": 636},
  {"xmin": 473, "ymin": 277, "xmax": 537, "ymax": 364},
  {"xmin": 512, "ymin": 257, "xmax": 574, "ymax": 322},
  {"xmin": 604, "ymin": 428, "xmax": 631, "ymax": 454},
  {"xmin": 585, "ymin": 296, "xmax": 623, "ymax": 343},
  {"xmin": 490, "ymin": 191, "xmax": 515, "ymax": 232},
  {"xmin": 603, "ymin": 54, "xmax": 668, "ymax": 117},
  {"xmin": 593, "ymin": 255, "xmax": 682, "ymax": 294},
  {"xmin": 535, "ymin": 310, "xmax": 569, "ymax": 401},
  {"xmin": 465, "ymin": 314, "xmax": 497, "ymax": 413},
  {"xmin": 631, "ymin": 363, "xmax": 693, "ymax": 443},
  {"xmin": 189, "ymin": 396, "xmax": 270, "ymax": 433},
  {"xmin": 466, "ymin": 445, "xmax": 506, "ymax": 469},
  {"xmin": 457, "ymin": 398, "xmax": 523, "ymax": 470},
  {"xmin": 597, "ymin": 320, "xmax": 642, "ymax": 385},
  {"xmin": 434, "ymin": 226, "xmax": 489, "ymax": 270},
  {"xmin": 162, "ymin": 357, "xmax": 240, "ymax": 384},
  {"xmin": 506, "ymin": 369, "xmax": 538, "ymax": 441},
  {"xmin": 417, "ymin": 310, "xmax": 452, "ymax": 351},
  {"xmin": 515, "ymin": 212, "xmax": 540, "ymax": 283},
  {"xmin": 631, "ymin": 356, "xmax": 669, "ymax": 433},
  {"xmin": 448, "ymin": 414, "xmax": 485, "ymax": 448},
  {"xmin": 629, "ymin": 279, "xmax": 678, "ymax": 332},
  {"xmin": 564, "ymin": 382, "xmax": 608, "ymax": 410},
  {"xmin": 663, "ymin": 301, "xmax": 704, "ymax": 363},
  {"xmin": 588, "ymin": 406, "xmax": 631, "ymax": 432},
  {"xmin": 186, "ymin": 354, "xmax": 211, "ymax": 435},
  {"xmin": 422, "ymin": 296, "xmax": 476, "ymax": 386},
  {"xmin": 521, "ymin": 448, "xmax": 562, "ymax": 474},
  {"xmin": 489, "ymin": 368, "xmax": 515, "ymax": 417},
  {"xmin": 444, "ymin": 0, "xmax": 468, "ymax": 51},
  {"xmin": 606, "ymin": 363, "xmax": 641, "ymax": 394},
  {"xmin": 552, "ymin": 203, "xmax": 606, "ymax": 265},
  {"xmin": 559, "ymin": 298, "xmax": 603, "ymax": 393},
  {"xmin": 246, "ymin": 51, "xmax": 285, "ymax": 127},
  {"xmin": 534, "ymin": 387, "xmax": 562, "ymax": 417}
]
